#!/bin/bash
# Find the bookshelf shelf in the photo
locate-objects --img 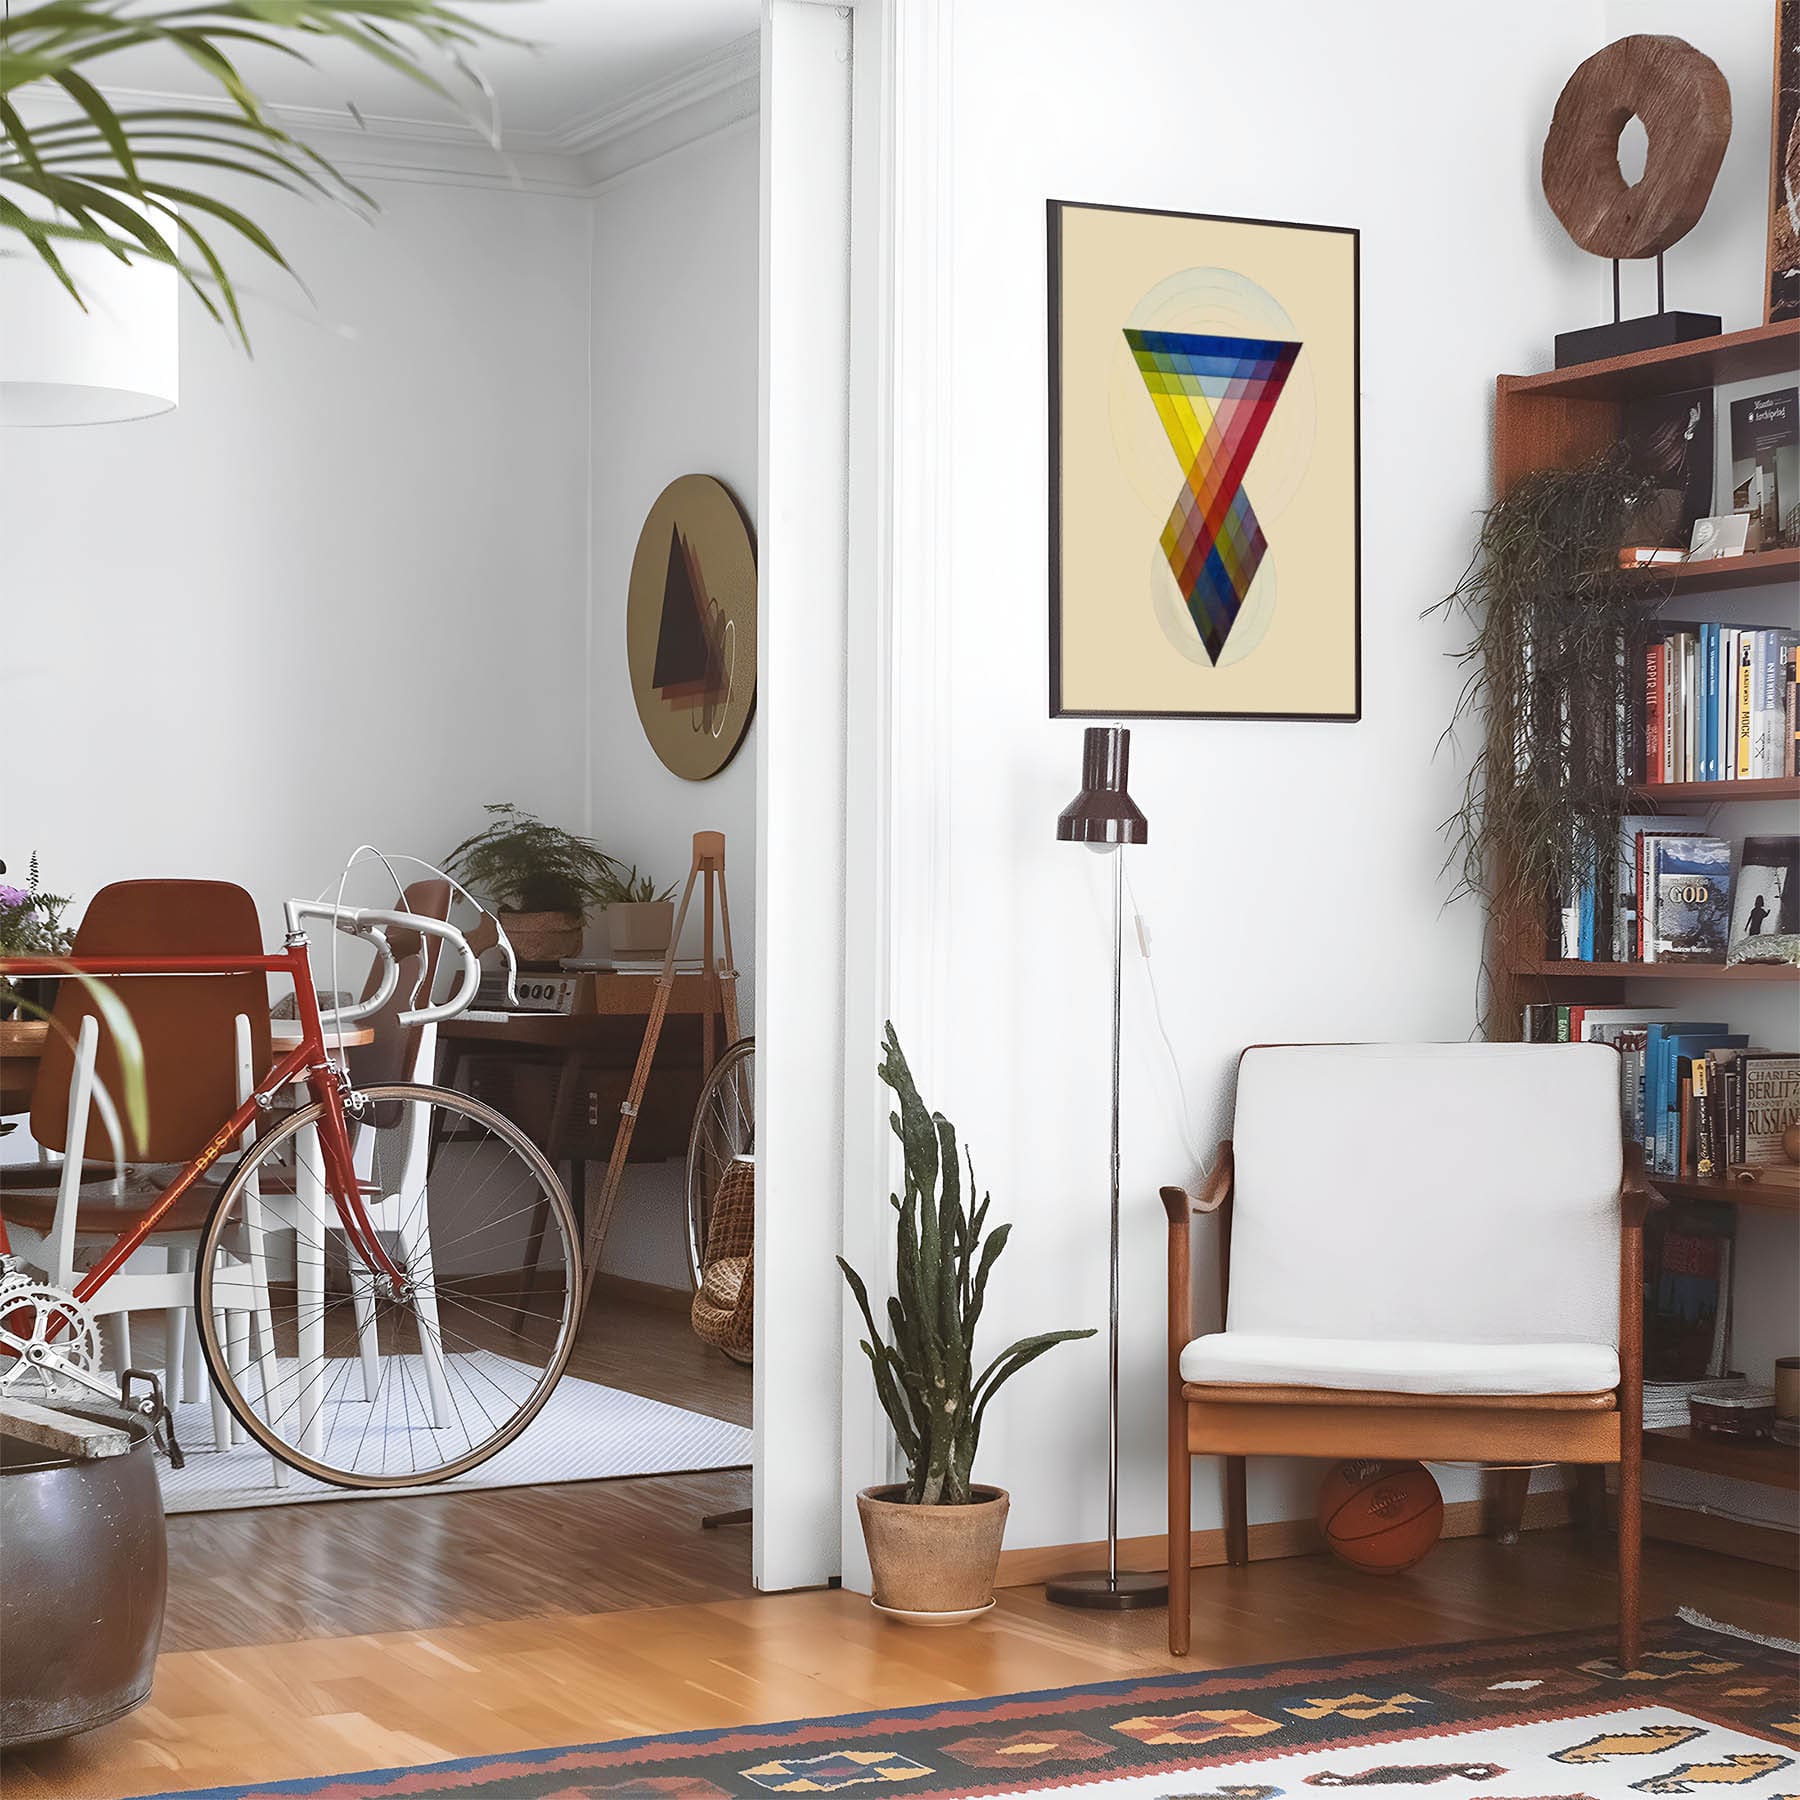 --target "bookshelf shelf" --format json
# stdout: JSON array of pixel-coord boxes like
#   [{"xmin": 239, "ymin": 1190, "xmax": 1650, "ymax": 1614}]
[
  {"xmin": 1500, "ymin": 320, "xmax": 1800, "ymax": 403},
  {"xmin": 1647, "ymin": 1175, "xmax": 1800, "ymax": 1215},
  {"xmin": 1512, "ymin": 959, "xmax": 1800, "ymax": 983},
  {"xmin": 1628, "ymin": 547, "xmax": 1800, "ymax": 596},
  {"xmin": 1642, "ymin": 1426, "xmax": 1800, "ymax": 1491},
  {"xmin": 1629, "ymin": 776, "xmax": 1800, "ymax": 804}
]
